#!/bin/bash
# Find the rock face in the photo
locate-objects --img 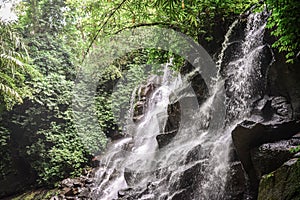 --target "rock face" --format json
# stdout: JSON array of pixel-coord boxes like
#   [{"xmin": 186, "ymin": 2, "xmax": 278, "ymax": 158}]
[
  {"xmin": 156, "ymin": 101, "xmax": 181, "ymax": 149},
  {"xmin": 251, "ymin": 139, "xmax": 300, "ymax": 177},
  {"xmin": 232, "ymin": 121, "xmax": 300, "ymax": 197},
  {"xmin": 133, "ymin": 82, "xmax": 158, "ymax": 122},
  {"xmin": 180, "ymin": 62, "xmax": 209, "ymax": 106},
  {"xmin": 223, "ymin": 161, "xmax": 249, "ymax": 200},
  {"xmin": 258, "ymin": 158, "xmax": 300, "ymax": 200}
]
